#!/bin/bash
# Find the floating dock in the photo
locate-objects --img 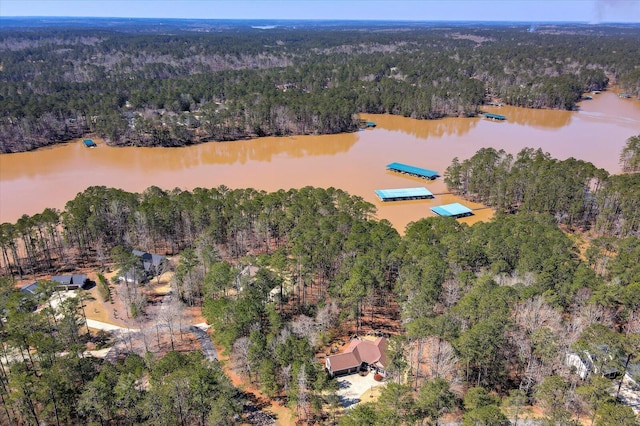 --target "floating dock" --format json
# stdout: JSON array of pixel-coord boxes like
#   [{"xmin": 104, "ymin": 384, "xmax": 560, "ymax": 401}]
[
  {"xmin": 483, "ymin": 113, "xmax": 506, "ymax": 121},
  {"xmin": 83, "ymin": 139, "xmax": 97, "ymax": 148},
  {"xmin": 365, "ymin": 121, "xmax": 376, "ymax": 128},
  {"xmin": 431, "ymin": 202, "xmax": 474, "ymax": 218},
  {"xmin": 386, "ymin": 162, "xmax": 439, "ymax": 180},
  {"xmin": 375, "ymin": 187, "xmax": 434, "ymax": 202}
]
